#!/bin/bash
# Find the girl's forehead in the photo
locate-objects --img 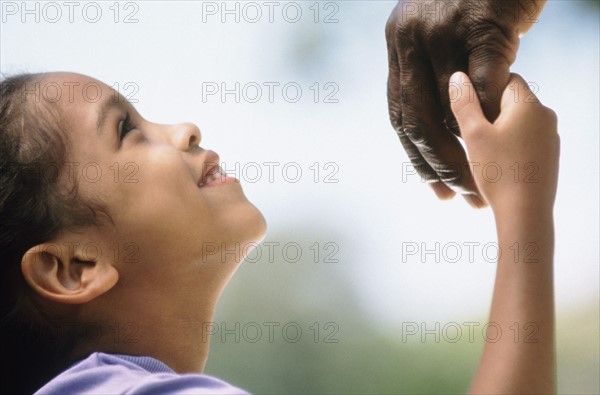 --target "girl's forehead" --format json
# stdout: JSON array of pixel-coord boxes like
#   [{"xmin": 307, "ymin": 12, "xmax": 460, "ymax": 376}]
[
  {"xmin": 37, "ymin": 72, "xmax": 114, "ymax": 107},
  {"xmin": 29, "ymin": 74, "xmax": 108, "ymax": 149},
  {"xmin": 41, "ymin": 72, "xmax": 103, "ymax": 86},
  {"xmin": 36, "ymin": 73, "xmax": 120, "ymax": 127}
]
